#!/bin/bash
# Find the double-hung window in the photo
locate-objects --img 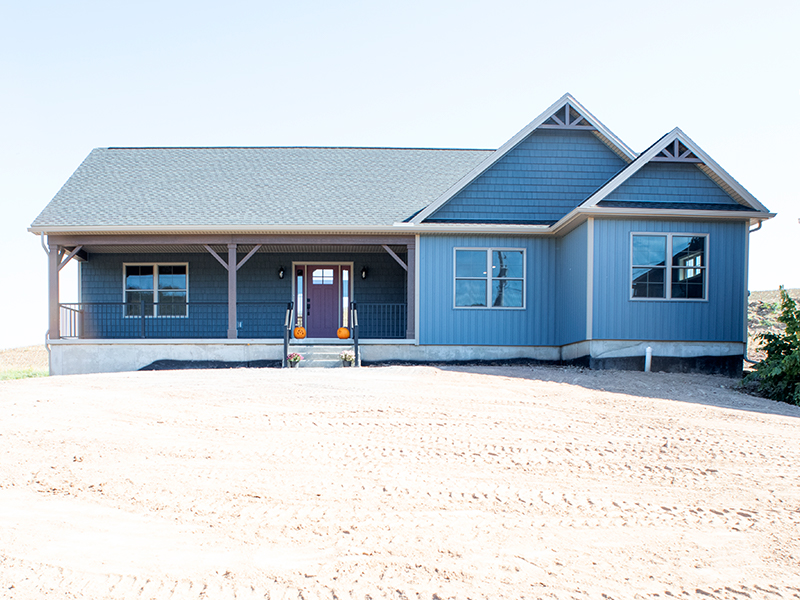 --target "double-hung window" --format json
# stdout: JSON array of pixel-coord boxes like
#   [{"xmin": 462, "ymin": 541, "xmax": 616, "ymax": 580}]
[
  {"xmin": 631, "ymin": 234, "xmax": 707, "ymax": 300},
  {"xmin": 454, "ymin": 248, "xmax": 525, "ymax": 308},
  {"xmin": 125, "ymin": 264, "xmax": 188, "ymax": 316}
]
